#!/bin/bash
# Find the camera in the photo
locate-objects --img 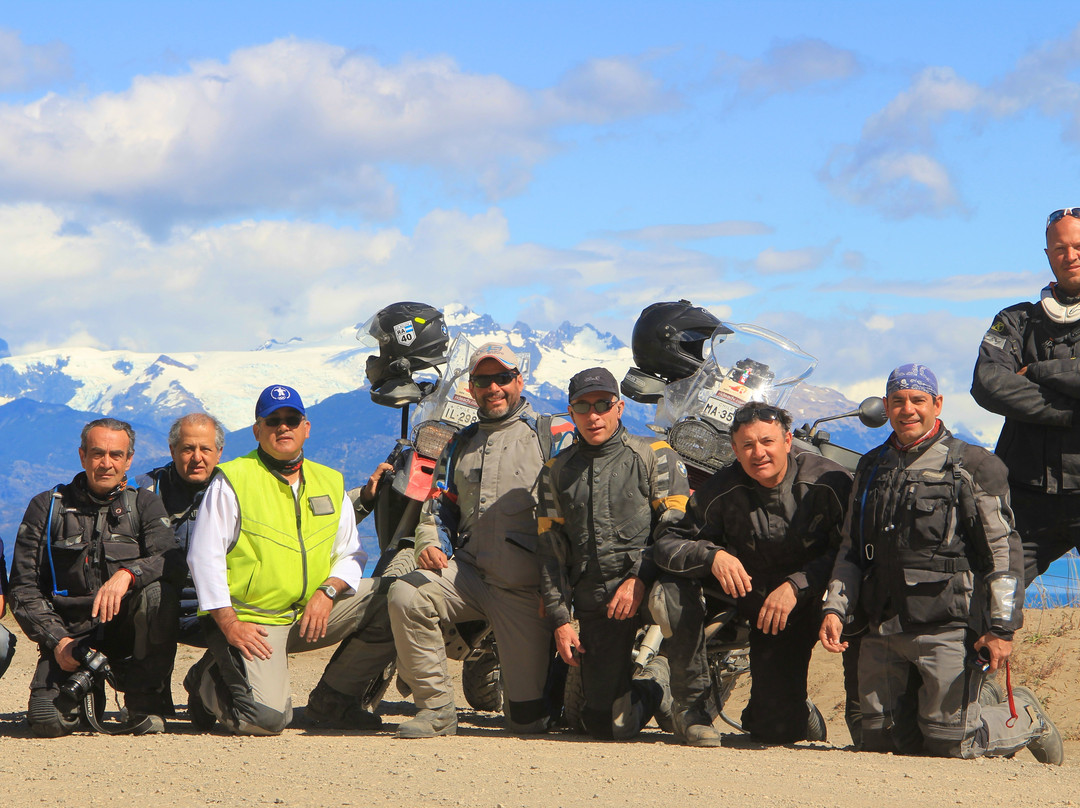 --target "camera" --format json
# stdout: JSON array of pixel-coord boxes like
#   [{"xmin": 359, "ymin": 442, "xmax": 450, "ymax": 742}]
[{"xmin": 56, "ymin": 644, "xmax": 112, "ymax": 712}]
